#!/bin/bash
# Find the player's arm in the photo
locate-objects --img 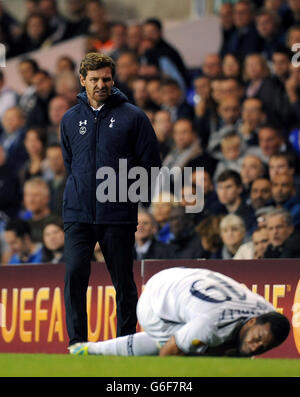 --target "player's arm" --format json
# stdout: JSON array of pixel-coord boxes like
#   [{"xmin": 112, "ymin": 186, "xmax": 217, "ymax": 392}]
[
  {"xmin": 159, "ymin": 336, "xmax": 204, "ymax": 356},
  {"xmin": 159, "ymin": 336, "xmax": 184, "ymax": 356}
]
